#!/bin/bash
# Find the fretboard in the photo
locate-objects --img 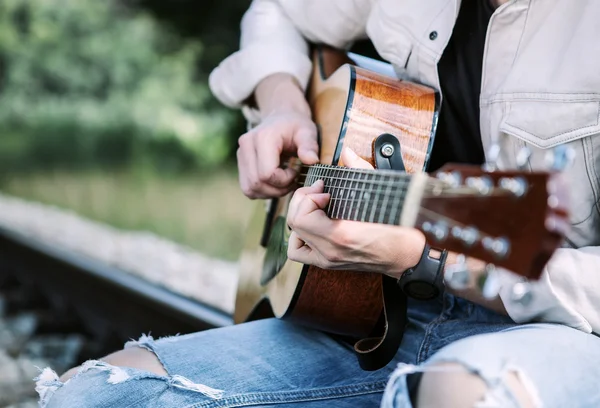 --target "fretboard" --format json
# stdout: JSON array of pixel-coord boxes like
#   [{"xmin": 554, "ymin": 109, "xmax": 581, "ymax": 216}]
[{"xmin": 303, "ymin": 164, "xmax": 414, "ymax": 225}]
